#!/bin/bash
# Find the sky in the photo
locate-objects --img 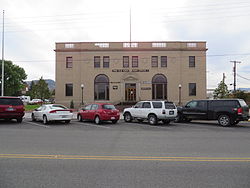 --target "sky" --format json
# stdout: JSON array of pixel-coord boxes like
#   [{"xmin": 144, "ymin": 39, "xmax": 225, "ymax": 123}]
[{"xmin": 1, "ymin": 0, "xmax": 250, "ymax": 90}]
